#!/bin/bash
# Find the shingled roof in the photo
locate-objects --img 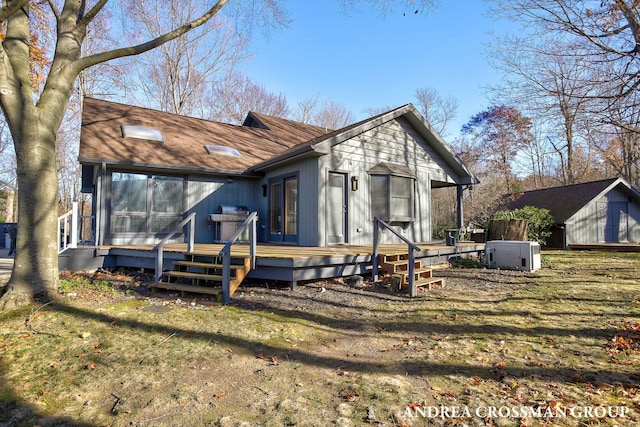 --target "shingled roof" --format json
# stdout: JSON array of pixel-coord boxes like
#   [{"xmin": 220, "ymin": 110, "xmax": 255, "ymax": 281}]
[
  {"xmin": 79, "ymin": 97, "xmax": 478, "ymax": 186},
  {"xmin": 79, "ymin": 98, "xmax": 329, "ymax": 175},
  {"xmin": 500, "ymin": 178, "xmax": 638, "ymax": 223}
]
